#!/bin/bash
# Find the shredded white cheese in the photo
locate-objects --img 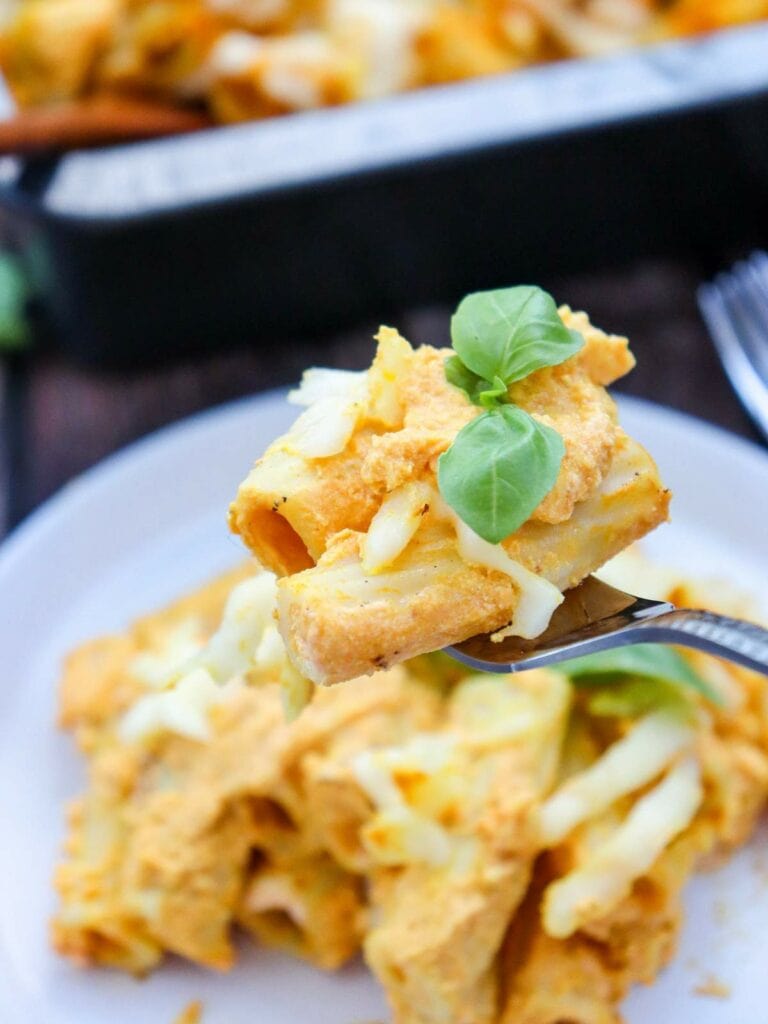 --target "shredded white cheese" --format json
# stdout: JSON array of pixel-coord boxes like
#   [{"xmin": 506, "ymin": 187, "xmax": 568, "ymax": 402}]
[
  {"xmin": 449, "ymin": 674, "xmax": 556, "ymax": 750},
  {"xmin": 542, "ymin": 756, "xmax": 703, "ymax": 938},
  {"xmin": 329, "ymin": 0, "xmax": 432, "ymax": 98},
  {"xmin": 424, "ymin": 491, "xmax": 563, "ymax": 639},
  {"xmin": 262, "ymin": 32, "xmax": 340, "ymax": 108},
  {"xmin": 119, "ymin": 571, "xmax": 312, "ymax": 742},
  {"xmin": 188, "ymin": 571, "xmax": 279, "ymax": 683},
  {"xmin": 281, "ymin": 397, "xmax": 362, "ymax": 459},
  {"xmin": 366, "ymin": 327, "xmax": 412, "ymax": 427},
  {"xmin": 450, "ymin": 511, "xmax": 563, "ymax": 640},
  {"xmin": 361, "ymin": 805, "xmax": 454, "ymax": 866},
  {"xmin": 521, "ymin": 0, "xmax": 644, "ymax": 55},
  {"xmin": 538, "ymin": 711, "xmax": 694, "ymax": 846},
  {"xmin": 283, "ymin": 367, "xmax": 368, "ymax": 458},
  {"xmin": 281, "ymin": 659, "xmax": 315, "ymax": 720},
  {"xmin": 209, "ymin": 29, "xmax": 265, "ymax": 74},
  {"xmin": 261, "ymin": 64, "xmax": 322, "ymax": 110},
  {"xmin": 351, "ymin": 672, "xmax": 570, "ymax": 867},
  {"xmin": 353, "ymin": 735, "xmax": 457, "ymax": 809},
  {"xmin": 362, "ymin": 481, "xmax": 432, "ymax": 574},
  {"xmin": 129, "ymin": 619, "xmax": 203, "ymax": 689},
  {"xmin": 351, "ymin": 488, "xmax": 562, "ymax": 639},
  {"xmin": 352, "ymin": 736, "xmax": 459, "ymax": 866},
  {"xmin": 119, "ymin": 668, "xmax": 242, "ymax": 744},
  {"xmin": 288, "ymin": 367, "xmax": 368, "ymax": 407}
]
